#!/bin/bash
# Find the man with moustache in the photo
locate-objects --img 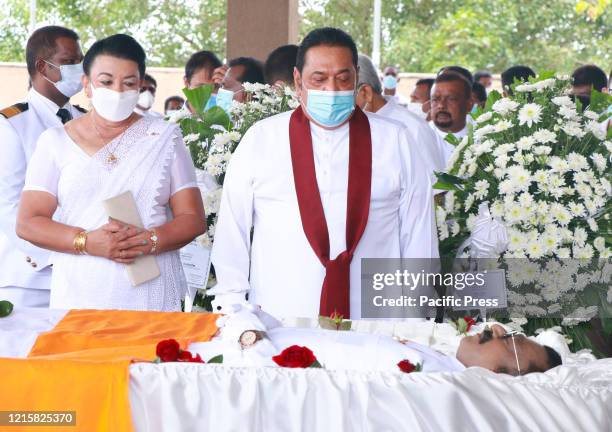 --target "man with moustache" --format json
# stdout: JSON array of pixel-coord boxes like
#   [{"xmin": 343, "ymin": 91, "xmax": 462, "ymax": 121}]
[
  {"xmin": 429, "ymin": 73, "xmax": 473, "ymax": 168},
  {"xmin": 210, "ymin": 28, "xmax": 438, "ymax": 334}
]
